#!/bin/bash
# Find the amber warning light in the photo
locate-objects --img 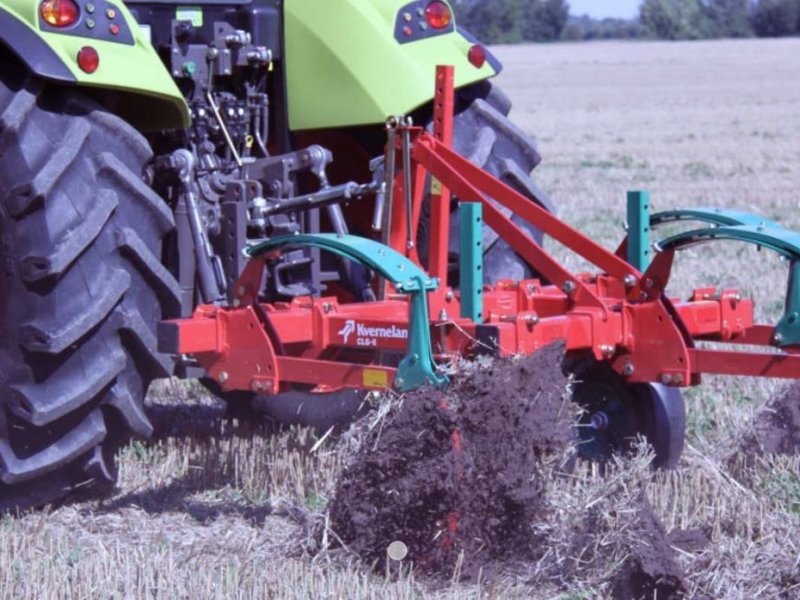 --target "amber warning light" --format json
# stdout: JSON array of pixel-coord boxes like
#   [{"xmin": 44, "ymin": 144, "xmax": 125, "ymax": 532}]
[
  {"xmin": 41, "ymin": 0, "xmax": 79, "ymax": 28},
  {"xmin": 425, "ymin": 1, "xmax": 452, "ymax": 30}
]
